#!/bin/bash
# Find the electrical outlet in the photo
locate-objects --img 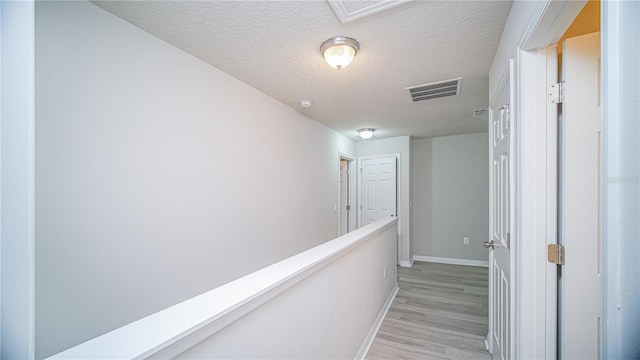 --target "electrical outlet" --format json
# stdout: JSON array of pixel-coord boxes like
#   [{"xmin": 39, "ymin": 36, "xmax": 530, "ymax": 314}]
[
  {"xmin": 383, "ymin": 266, "xmax": 388, "ymax": 279},
  {"xmin": 464, "ymin": 237, "xmax": 470, "ymax": 245}
]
